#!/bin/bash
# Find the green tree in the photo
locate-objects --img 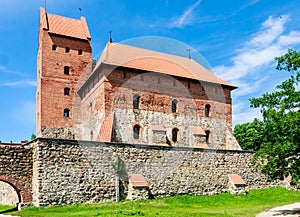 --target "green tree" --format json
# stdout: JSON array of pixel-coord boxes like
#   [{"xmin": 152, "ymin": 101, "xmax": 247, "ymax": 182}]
[
  {"xmin": 31, "ymin": 133, "xmax": 36, "ymax": 140},
  {"xmin": 233, "ymin": 118, "xmax": 264, "ymax": 151},
  {"xmin": 249, "ymin": 49, "xmax": 300, "ymax": 183}
]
